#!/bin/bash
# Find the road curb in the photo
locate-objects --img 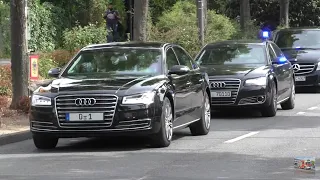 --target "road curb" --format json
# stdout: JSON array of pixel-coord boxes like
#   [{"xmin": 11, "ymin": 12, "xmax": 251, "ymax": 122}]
[{"xmin": 0, "ymin": 130, "xmax": 32, "ymax": 146}]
